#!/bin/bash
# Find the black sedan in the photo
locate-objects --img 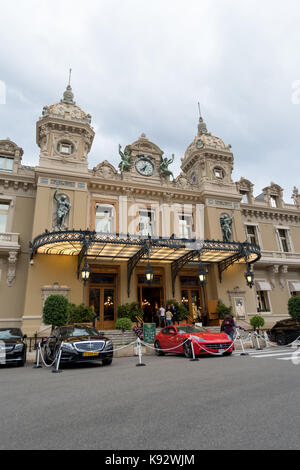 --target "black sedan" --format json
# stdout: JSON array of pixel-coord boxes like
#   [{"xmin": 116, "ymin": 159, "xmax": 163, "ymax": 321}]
[
  {"xmin": 268, "ymin": 317, "xmax": 300, "ymax": 345},
  {"xmin": 0, "ymin": 328, "xmax": 27, "ymax": 366},
  {"xmin": 43, "ymin": 324, "xmax": 113, "ymax": 366}
]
